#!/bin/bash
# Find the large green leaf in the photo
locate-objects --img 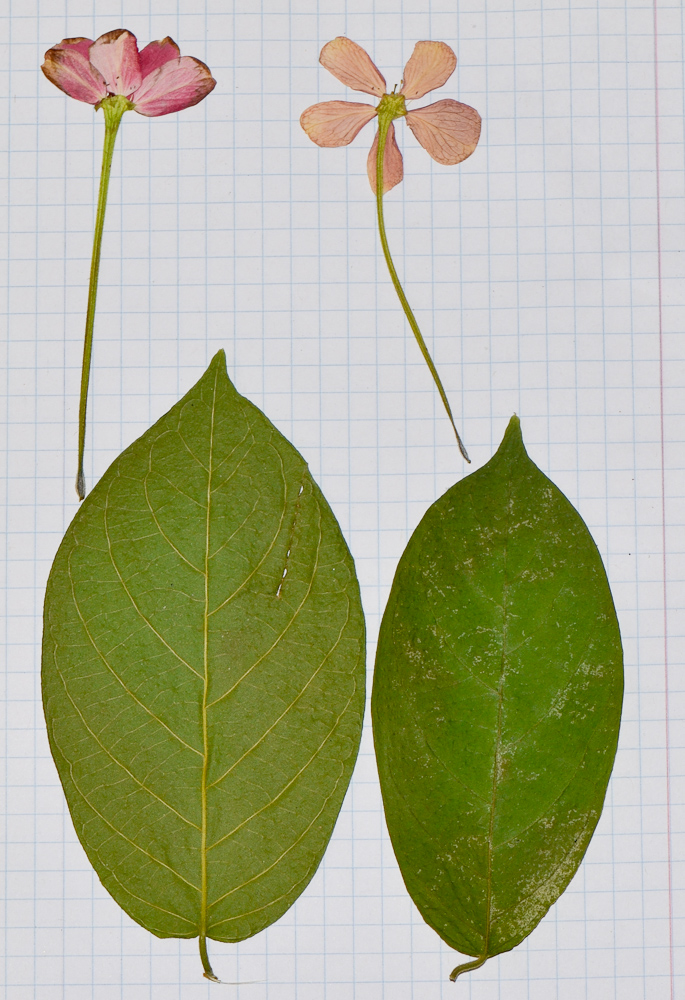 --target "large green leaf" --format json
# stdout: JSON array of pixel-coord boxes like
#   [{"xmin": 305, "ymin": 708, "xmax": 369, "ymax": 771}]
[
  {"xmin": 42, "ymin": 351, "xmax": 365, "ymax": 978},
  {"xmin": 372, "ymin": 416, "xmax": 623, "ymax": 980}
]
